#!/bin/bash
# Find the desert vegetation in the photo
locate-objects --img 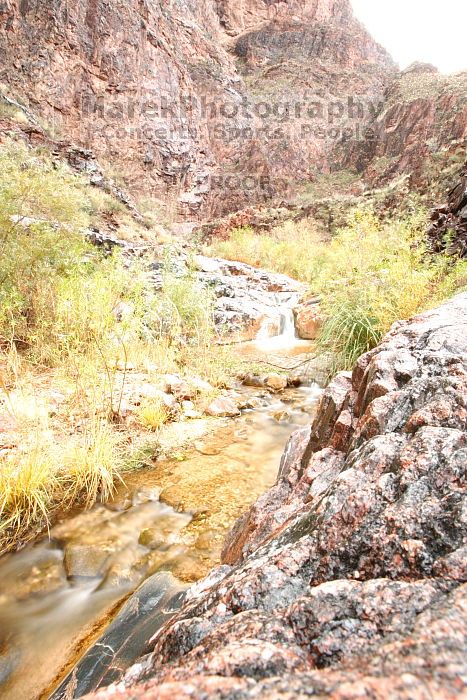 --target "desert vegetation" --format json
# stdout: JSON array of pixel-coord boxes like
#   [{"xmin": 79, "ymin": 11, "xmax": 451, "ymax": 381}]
[
  {"xmin": 207, "ymin": 207, "xmax": 466, "ymax": 371},
  {"xmin": 1, "ymin": 136, "xmax": 465, "ymax": 555},
  {"xmin": 0, "ymin": 140, "xmax": 240, "ymax": 553}
]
